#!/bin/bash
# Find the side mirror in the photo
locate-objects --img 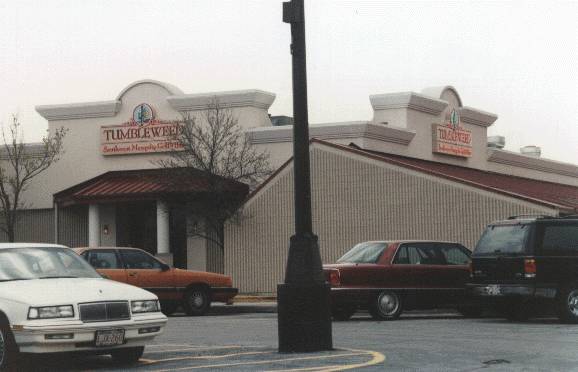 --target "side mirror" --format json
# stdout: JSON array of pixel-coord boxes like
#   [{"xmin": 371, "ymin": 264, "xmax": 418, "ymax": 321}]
[{"xmin": 160, "ymin": 263, "xmax": 171, "ymax": 271}]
